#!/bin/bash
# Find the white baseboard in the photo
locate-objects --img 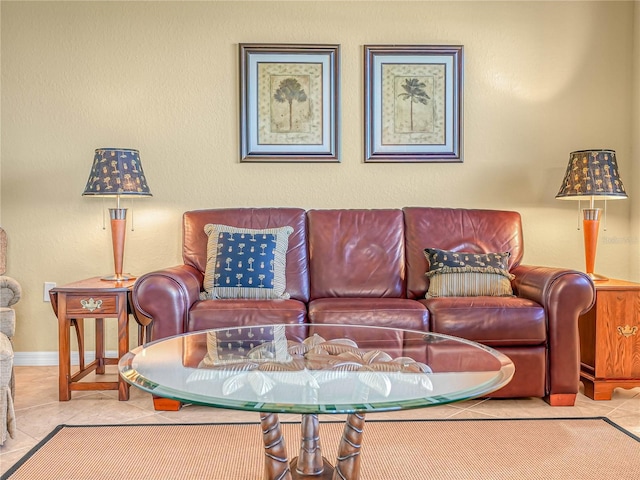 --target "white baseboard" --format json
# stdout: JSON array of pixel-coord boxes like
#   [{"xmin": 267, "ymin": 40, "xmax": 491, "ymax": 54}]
[{"xmin": 13, "ymin": 351, "xmax": 120, "ymax": 366}]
